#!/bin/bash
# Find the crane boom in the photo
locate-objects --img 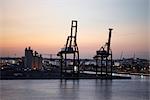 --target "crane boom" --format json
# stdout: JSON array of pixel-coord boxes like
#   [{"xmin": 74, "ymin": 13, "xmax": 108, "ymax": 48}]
[{"xmin": 107, "ymin": 28, "xmax": 113, "ymax": 54}]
